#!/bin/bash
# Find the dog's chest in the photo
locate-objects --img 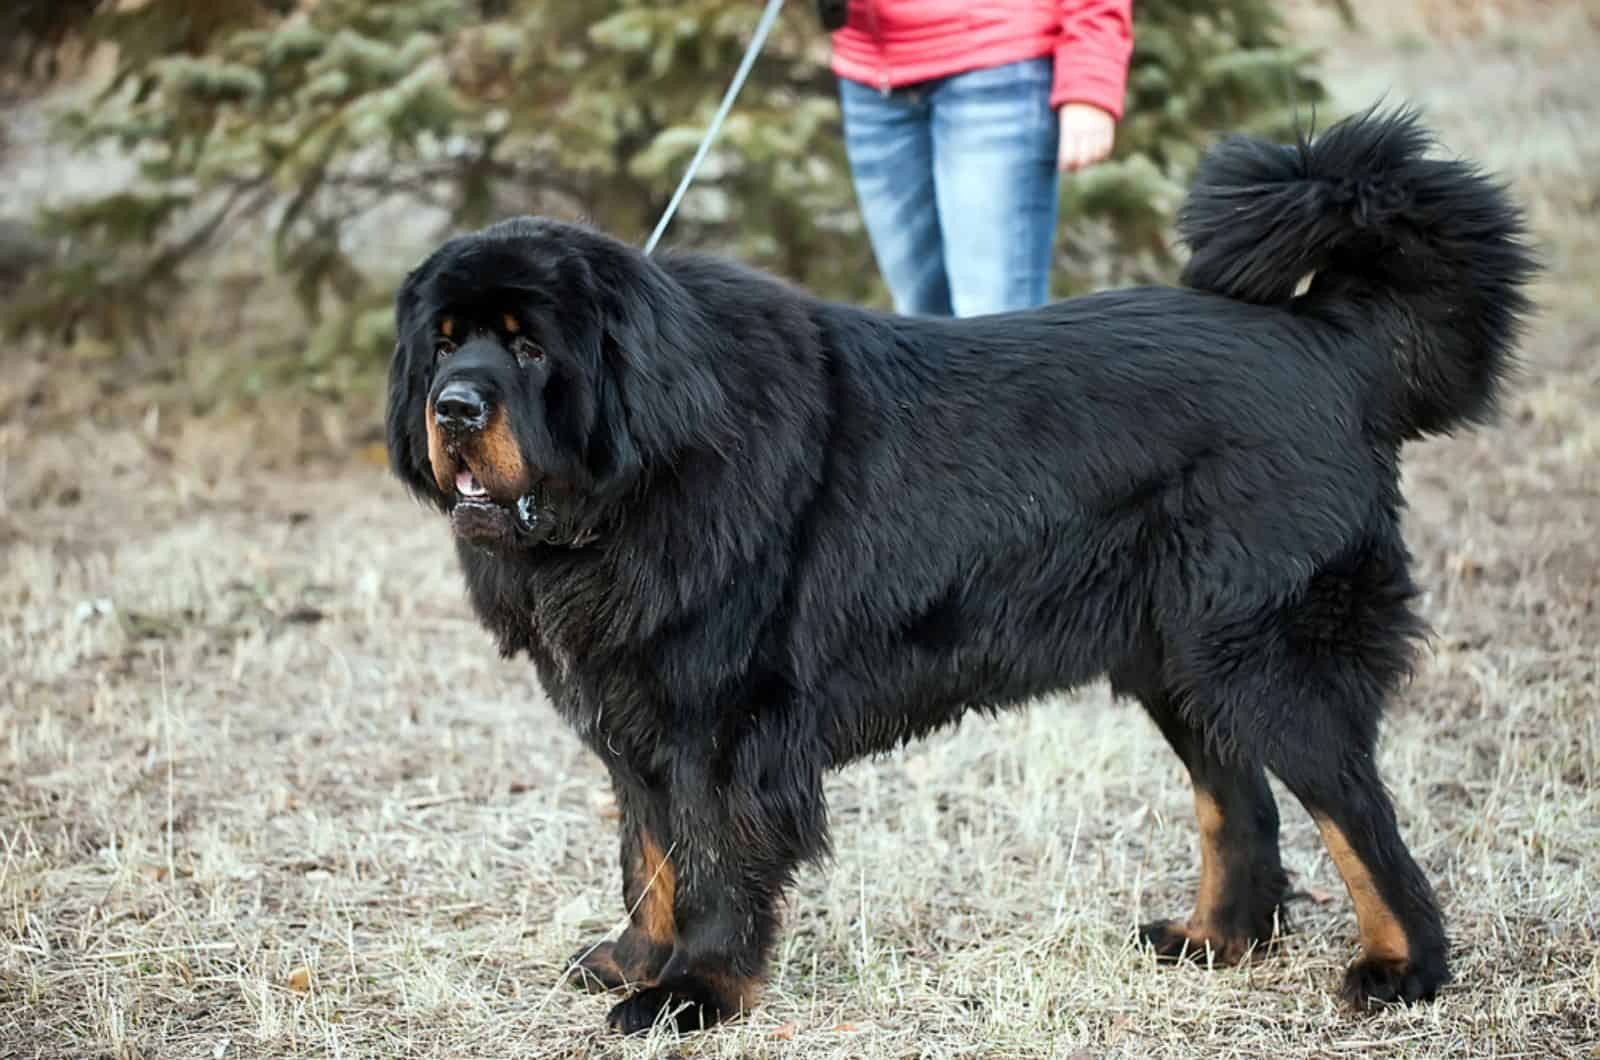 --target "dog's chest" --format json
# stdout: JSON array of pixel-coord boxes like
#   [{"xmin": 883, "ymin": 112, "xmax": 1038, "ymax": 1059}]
[{"xmin": 528, "ymin": 596, "xmax": 579, "ymax": 683}]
